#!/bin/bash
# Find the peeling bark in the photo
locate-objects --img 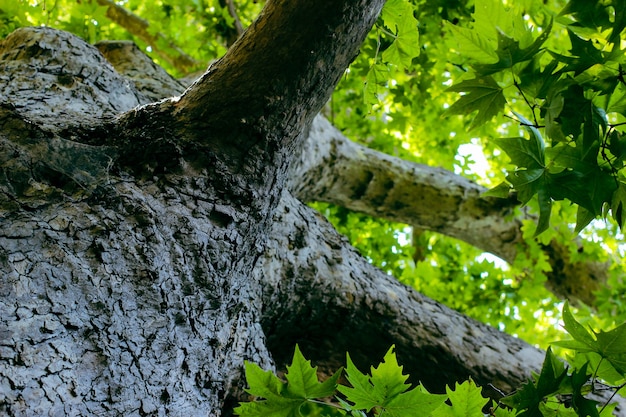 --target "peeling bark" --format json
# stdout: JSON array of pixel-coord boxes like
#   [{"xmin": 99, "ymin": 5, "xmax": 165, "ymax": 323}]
[
  {"xmin": 290, "ymin": 116, "xmax": 609, "ymax": 306},
  {"xmin": 0, "ymin": 1, "xmax": 622, "ymax": 416}
]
